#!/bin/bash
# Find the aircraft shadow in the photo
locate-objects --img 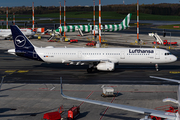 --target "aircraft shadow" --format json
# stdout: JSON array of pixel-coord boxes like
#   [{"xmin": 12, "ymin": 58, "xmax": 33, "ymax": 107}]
[
  {"xmin": 34, "ymin": 63, "xmax": 180, "ymax": 73},
  {"xmin": 101, "ymin": 93, "xmax": 122, "ymax": 97},
  {"xmin": 116, "ymin": 64, "xmax": 180, "ymax": 70},
  {"xmin": 0, "ymin": 107, "xmax": 58, "ymax": 118},
  {"xmin": 0, "ymin": 85, "xmax": 25, "ymax": 93},
  {"xmin": 0, "ymin": 95, "xmax": 9, "ymax": 97},
  {"xmin": 115, "ymin": 93, "xmax": 122, "ymax": 97},
  {"xmin": 76, "ymin": 111, "xmax": 89, "ymax": 119},
  {"xmin": 0, "ymin": 108, "xmax": 13, "ymax": 114},
  {"xmin": 34, "ymin": 63, "xmax": 88, "ymax": 69},
  {"xmin": 99, "ymin": 112, "xmax": 140, "ymax": 120}
]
